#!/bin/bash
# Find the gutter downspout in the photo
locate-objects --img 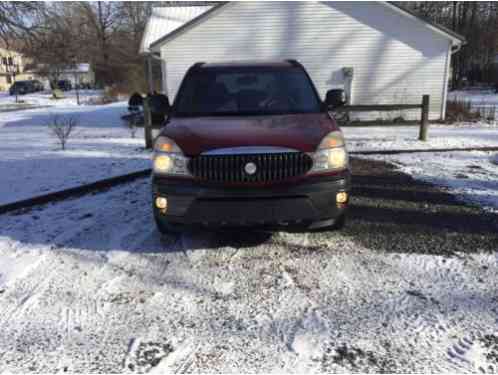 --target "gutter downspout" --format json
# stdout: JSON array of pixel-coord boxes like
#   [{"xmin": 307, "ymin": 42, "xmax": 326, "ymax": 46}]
[
  {"xmin": 442, "ymin": 43, "xmax": 464, "ymax": 120},
  {"xmin": 146, "ymin": 55, "xmax": 154, "ymax": 94},
  {"xmin": 451, "ymin": 44, "xmax": 462, "ymax": 55}
]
